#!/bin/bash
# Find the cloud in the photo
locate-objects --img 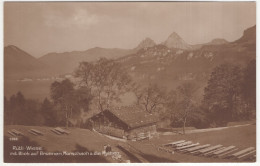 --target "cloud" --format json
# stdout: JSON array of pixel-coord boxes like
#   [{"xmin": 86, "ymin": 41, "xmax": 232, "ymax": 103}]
[
  {"xmin": 44, "ymin": 9, "xmax": 99, "ymax": 28},
  {"xmin": 4, "ymin": 2, "xmax": 256, "ymax": 57}
]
